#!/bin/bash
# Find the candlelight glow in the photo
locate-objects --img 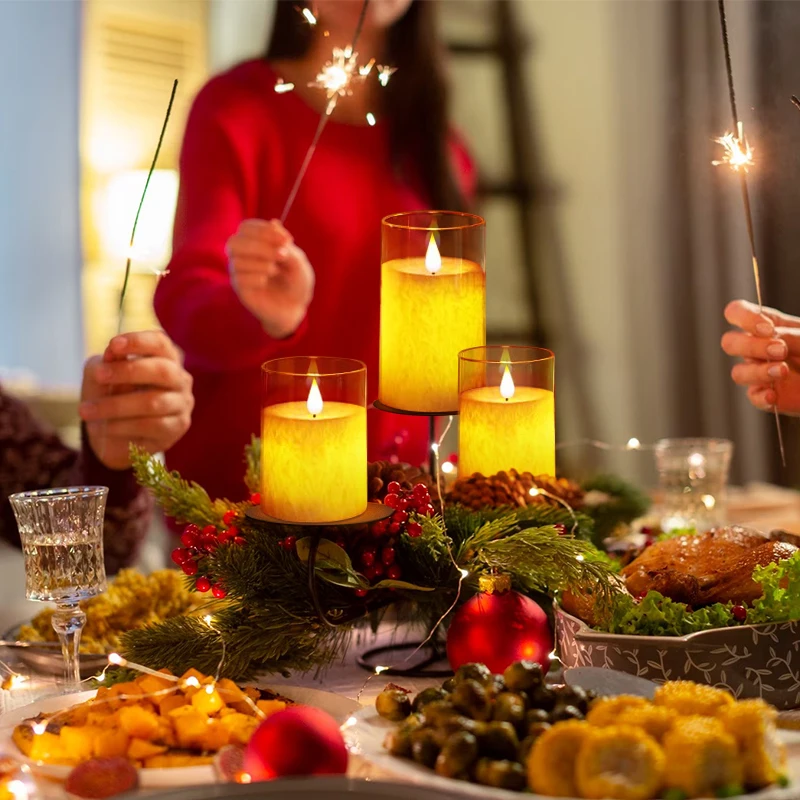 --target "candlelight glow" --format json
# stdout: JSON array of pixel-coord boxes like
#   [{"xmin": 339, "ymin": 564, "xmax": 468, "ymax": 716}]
[
  {"xmin": 307, "ymin": 378, "xmax": 323, "ymax": 417},
  {"xmin": 500, "ymin": 365, "xmax": 515, "ymax": 400},
  {"xmin": 713, "ymin": 121, "xmax": 754, "ymax": 172},
  {"xmin": 425, "ymin": 234, "xmax": 442, "ymax": 275}
]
